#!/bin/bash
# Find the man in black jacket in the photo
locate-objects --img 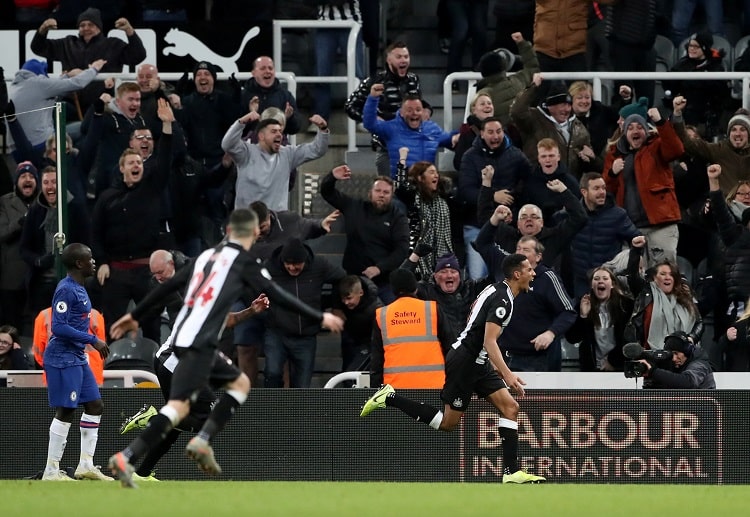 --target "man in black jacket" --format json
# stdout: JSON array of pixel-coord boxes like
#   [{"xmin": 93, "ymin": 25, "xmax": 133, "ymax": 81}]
[
  {"xmin": 92, "ymin": 99, "xmax": 174, "ymax": 343},
  {"xmin": 241, "ymin": 56, "xmax": 302, "ymax": 136},
  {"xmin": 263, "ymin": 238, "xmax": 346, "ymax": 388},
  {"xmin": 319, "ymin": 165, "xmax": 410, "ymax": 304},
  {"xmin": 31, "ymin": 8, "xmax": 146, "ymax": 111}
]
